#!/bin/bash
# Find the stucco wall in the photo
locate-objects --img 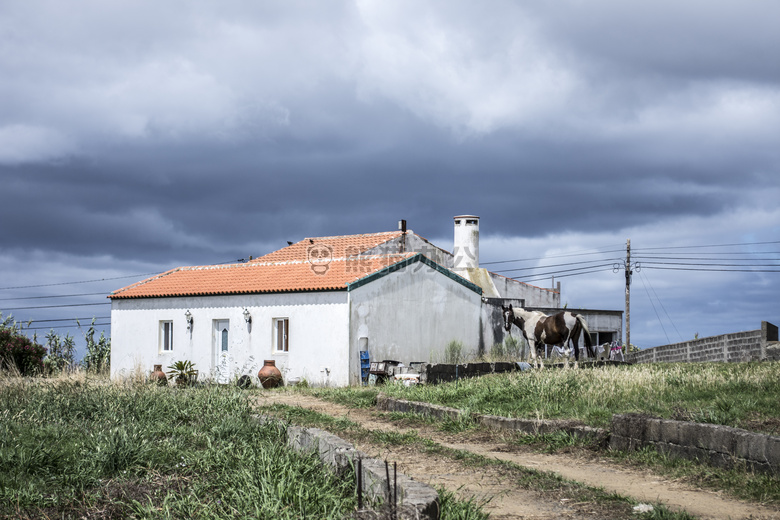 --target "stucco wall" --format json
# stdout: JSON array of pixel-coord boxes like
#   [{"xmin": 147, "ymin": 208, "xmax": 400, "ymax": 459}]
[
  {"xmin": 110, "ymin": 291, "xmax": 350, "ymax": 386},
  {"xmin": 489, "ymin": 273, "xmax": 560, "ymax": 307},
  {"xmin": 347, "ymin": 260, "xmax": 482, "ymax": 385}
]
